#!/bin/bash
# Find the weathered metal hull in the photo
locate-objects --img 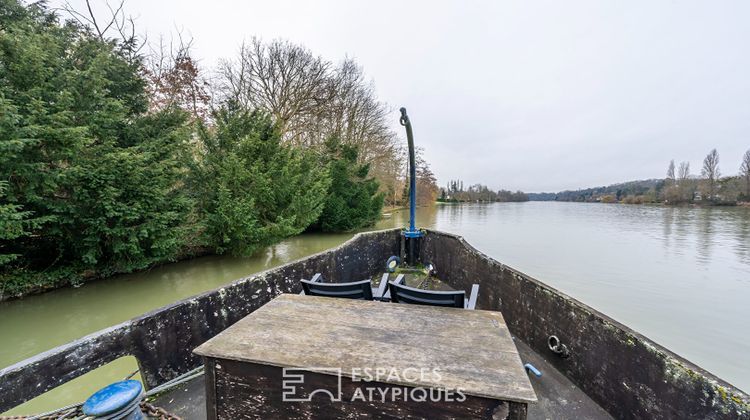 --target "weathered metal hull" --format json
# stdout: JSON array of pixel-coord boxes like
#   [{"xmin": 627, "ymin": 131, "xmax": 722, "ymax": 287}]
[
  {"xmin": 421, "ymin": 231, "xmax": 749, "ymax": 419},
  {"xmin": 0, "ymin": 229, "xmax": 748, "ymax": 419}
]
